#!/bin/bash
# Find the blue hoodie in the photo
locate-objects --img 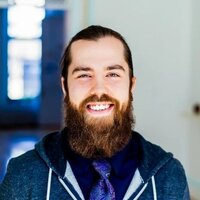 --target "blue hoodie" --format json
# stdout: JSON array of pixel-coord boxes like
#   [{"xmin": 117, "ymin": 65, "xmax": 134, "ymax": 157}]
[{"xmin": 0, "ymin": 129, "xmax": 190, "ymax": 200}]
